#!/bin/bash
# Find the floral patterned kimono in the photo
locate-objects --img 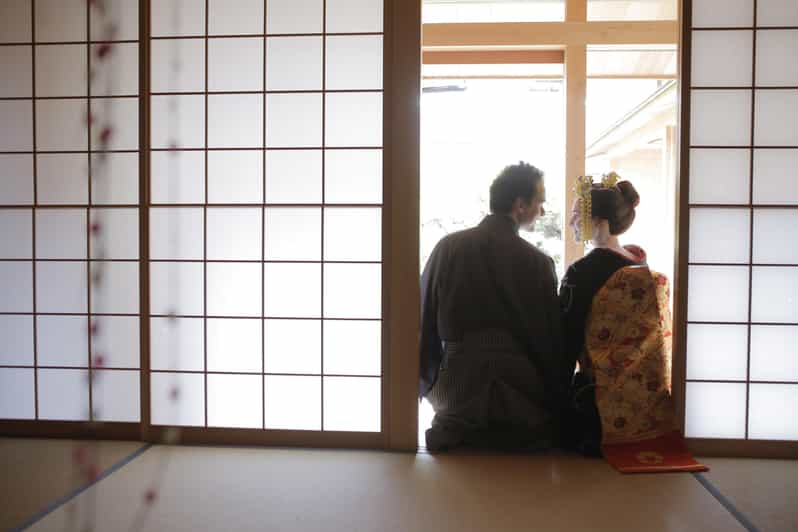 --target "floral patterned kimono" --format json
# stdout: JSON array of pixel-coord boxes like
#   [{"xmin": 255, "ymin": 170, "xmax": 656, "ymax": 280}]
[
  {"xmin": 562, "ymin": 248, "xmax": 705, "ymax": 472},
  {"xmin": 584, "ymin": 265, "xmax": 677, "ymax": 444},
  {"xmin": 561, "ymin": 246, "xmax": 677, "ymax": 446}
]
